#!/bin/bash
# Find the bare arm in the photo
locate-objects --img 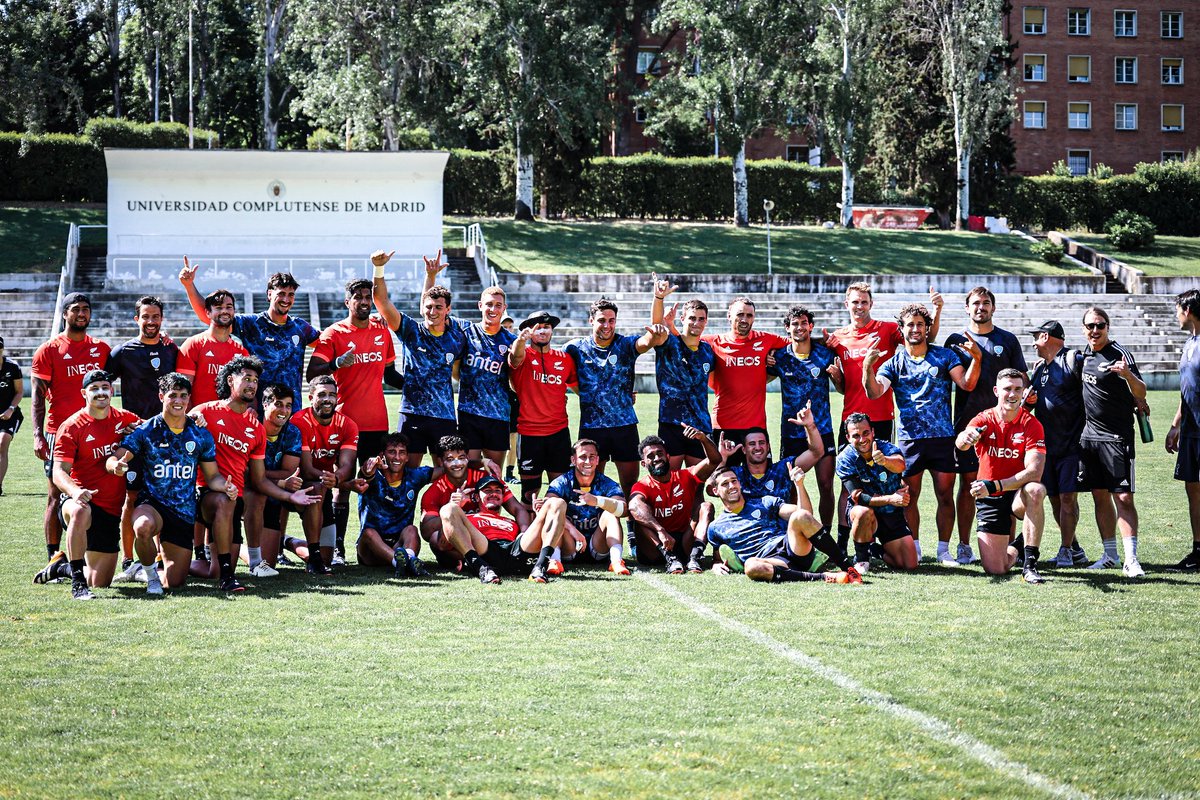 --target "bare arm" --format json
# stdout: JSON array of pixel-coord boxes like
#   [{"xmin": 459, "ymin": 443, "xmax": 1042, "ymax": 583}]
[
  {"xmin": 504, "ymin": 496, "xmax": 532, "ymax": 531},
  {"xmin": 636, "ymin": 324, "xmax": 670, "ymax": 355},
  {"xmin": 370, "ymin": 250, "xmax": 402, "ymax": 330},
  {"xmin": 52, "ymin": 459, "xmax": 86, "ymax": 501},
  {"xmin": 787, "ymin": 404, "xmax": 825, "ymax": 471},
  {"xmin": 973, "ymin": 450, "xmax": 1045, "ymax": 497},
  {"xmin": 178, "ymin": 257, "xmax": 212, "ymax": 324},
  {"xmin": 952, "ymin": 335, "xmax": 983, "ymax": 391},
  {"xmin": 334, "ymin": 449, "xmax": 358, "ymax": 490},
  {"xmin": 862, "ymin": 350, "xmax": 890, "ymax": 400},
  {"xmin": 686, "ymin": 427, "xmax": 723, "ymax": 482},
  {"xmin": 249, "ymin": 460, "xmax": 316, "ymax": 505},
  {"xmin": 422, "ymin": 250, "xmax": 447, "ymax": 293}
]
